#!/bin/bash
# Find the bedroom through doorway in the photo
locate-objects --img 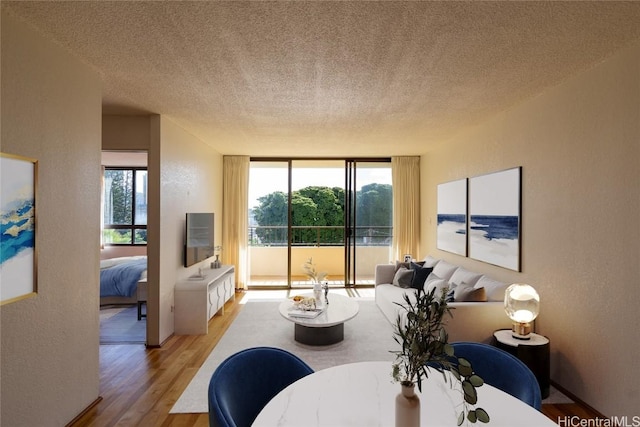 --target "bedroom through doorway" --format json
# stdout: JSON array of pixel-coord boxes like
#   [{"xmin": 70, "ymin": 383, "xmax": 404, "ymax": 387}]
[{"xmin": 100, "ymin": 150, "xmax": 149, "ymax": 345}]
